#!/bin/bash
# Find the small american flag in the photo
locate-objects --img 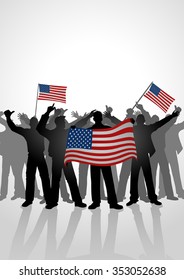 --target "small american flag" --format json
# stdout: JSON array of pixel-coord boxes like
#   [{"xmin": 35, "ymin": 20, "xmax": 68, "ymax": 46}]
[
  {"xmin": 144, "ymin": 83, "xmax": 175, "ymax": 113},
  {"xmin": 64, "ymin": 119, "xmax": 137, "ymax": 166},
  {"xmin": 38, "ymin": 84, "xmax": 67, "ymax": 103}
]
